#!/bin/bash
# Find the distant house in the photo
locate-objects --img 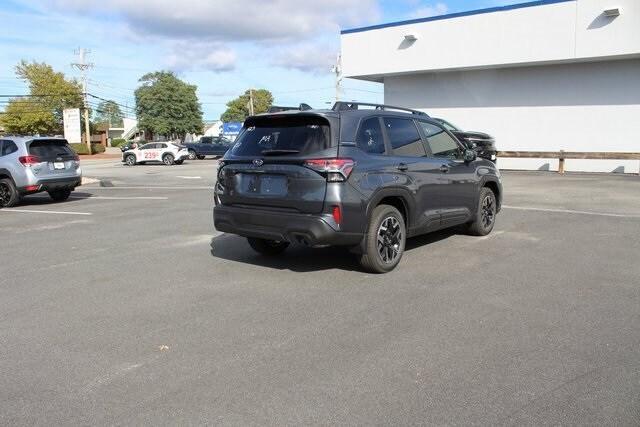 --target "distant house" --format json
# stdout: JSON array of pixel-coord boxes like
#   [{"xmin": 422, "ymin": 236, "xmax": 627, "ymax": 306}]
[{"xmin": 204, "ymin": 120, "xmax": 223, "ymax": 137}]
